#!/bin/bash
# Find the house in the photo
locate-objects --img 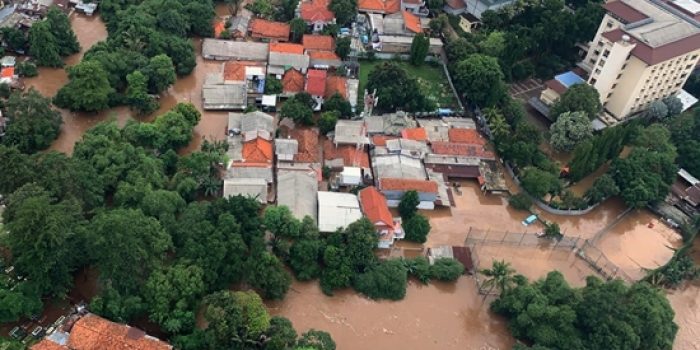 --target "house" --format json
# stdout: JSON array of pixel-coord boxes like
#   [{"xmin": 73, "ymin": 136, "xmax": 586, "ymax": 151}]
[
  {"xmin": 0, "ymin": 66, "xmax": 15, "ymax": 84},
  {"xmin": 334, "ymin": 120, "xmax": 369, "ymax": 145},
  {"xmin": 426, "ymin": 245, "xmax": 474, "ymax": 272},
  {"xmin": 202, "ymin": 74, "xmax": 248, "ymax": 110},
  {"xmin": 443, "ymin": 0, "xmax": 466, "ymax": 15},
  {"xmin": 372, "ymin": 153, "xmax": 427, "ymax": 180},
  {"xmin": 364, "ymin": 111, "xmax": 417, "ymax": 135},
  {"xmin": 229, "ymin": 9, "xmax": 253, "ymax": 38},
  {"xmin": 289, "ymin": 128, "xmax": 320, "ymax": 164},
  {"xmin": 430, "ymin": 141, "xmax": 495, "ymax": 159},
  {"xmin": 281, "ymin": 68, "xmax": 305, "ymax": 96},
  {"xmin": 317, "ymin": 191, "xmax": 363, "ymax": 232},
  {"xmin": 224, "ymin": 60, "xmax": 267, "ymax": 95},
  {"xmin": 671, "ymin": 168, "xmax": 700, "ymax": 214},
  {"xmin": 448, "ymin": 127, "xmax": 486, "ymax": 145},
  {"xmin": 240, "ymin": 137, "xmax": 274, "ymax": 165},
  {"xmin": 305, "ymin": 69, "xmax": 327, "ymax": 105},
  {"xmin": 378, "ymin": 177, "xmax": 438, "ymax": 209},
  {"xmin": 401, "ymin": 0, "xmax": 428, "ymax": 16},
  {"xmin": 464, "ymin": 0, "xmax": 515, "ymax": 19},
  {"xmin": 538, "ymin": 70, "xmax": 587, "ymax": 109},
  {"xmin": 418, "ymin": 119, "xmax": 450, "ymax": 142},
  {"xmin": 303, "ymin": 34, "xmax": 335, "ymax": 51},
  {"xmin": 382, "ymin": 138, "xmax": 430, "ymax": 158},
  {"xmin": 278, "ymin": 170, "xmax": 318, "ymax": 222},
  {"xmin": 268, "ymin": 43, "xmax": 310, "ymax": 75},
  {"xmin": 401, "ymin": 127, "xmax": 428, "ymax": 142},
  {"xmin": 358, "ymin": 0, "xmax": 401, "ymax": 14},
  {"xmin": 308, "ymin": 50, "xmax": 342, "ymax": 67},
  {"xmin": 323, "ymin": 138, "xmax": 371, "ymax": 175},
  {"xmin": 359, "ymin": 186, "xmax": 404, "ymax": 248},
  {"xmin": 223, "ymin": 178, "xmax": 268, "ymax": 203},
  {"xmin": 380, "ymin": 11, "xmax": 422, "ymax": 36},
  {"xmin": 250, "ymin": 18, "xmax": 290, "ymax": 42},
  {"xmin": 226, "ymin": 111, "xmax": 275, "ymax": 163},
  {"xmin": 202, "ymin": 39, "xmax": 269, "ymax": 61},
  {"xmin": 31, "ymin": 313, "xmax": 171, "ymax": 350},
  {"xmin": 374, "ymin": 35, "xmax": 443, "ymax": 54},
  {"xmin": 275, "ymin": 138, "xmax": 299, "ymax": 161},
  {"xmin": 457, "ymin": 12, "xmax": 481, "ymax": 33},
  {"xmin": 325, "ymin": 76, "xmax": 347, "ymax": 99},
  {"xmin": 299, "ymin": 0, "xmax": 335, "ymax": 32}
]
